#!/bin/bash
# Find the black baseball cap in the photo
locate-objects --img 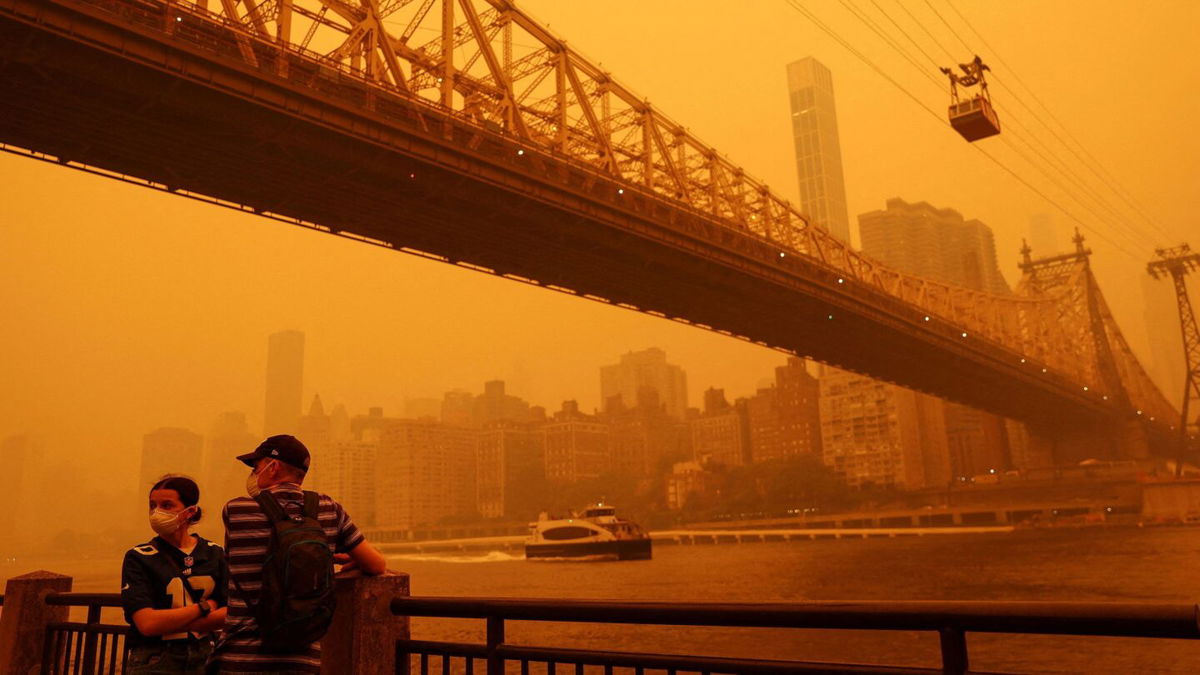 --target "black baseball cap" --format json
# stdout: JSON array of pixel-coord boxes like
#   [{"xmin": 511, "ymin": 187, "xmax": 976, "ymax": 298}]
[{"xmin": 237, "ymin": 435, "xmax": 311, "ymax": 472}]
